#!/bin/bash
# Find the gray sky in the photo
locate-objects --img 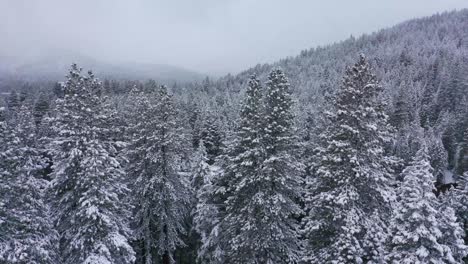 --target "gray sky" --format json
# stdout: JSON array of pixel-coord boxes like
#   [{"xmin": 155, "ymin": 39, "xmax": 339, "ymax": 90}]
[{"xmin": 1, "ymin": 0, "xmax": 467, "ymax": 75}]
